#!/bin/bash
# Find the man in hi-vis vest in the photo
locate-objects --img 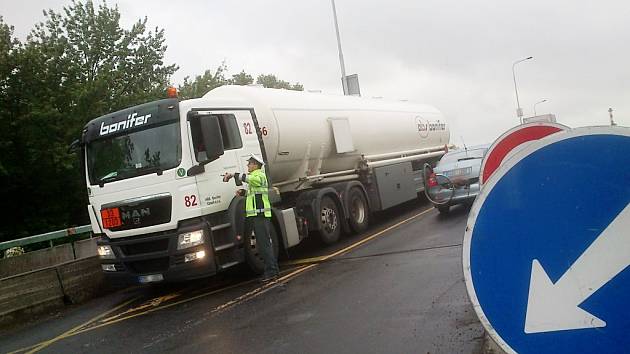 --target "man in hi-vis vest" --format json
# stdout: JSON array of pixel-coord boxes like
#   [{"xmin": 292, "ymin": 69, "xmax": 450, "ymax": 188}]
[{"xmin": 223, "ymin": 154, "xmax": 279, "ymax": 282}]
